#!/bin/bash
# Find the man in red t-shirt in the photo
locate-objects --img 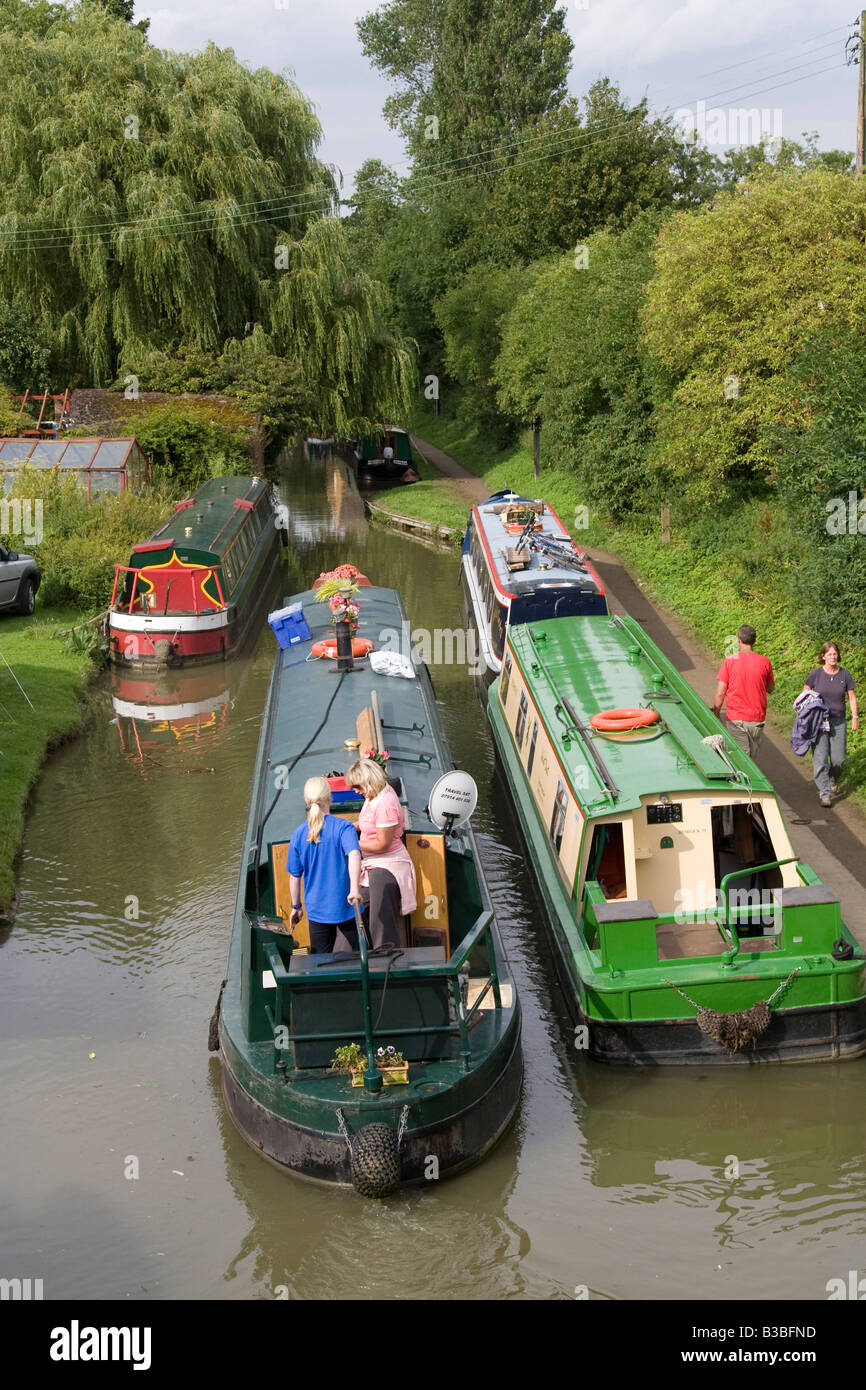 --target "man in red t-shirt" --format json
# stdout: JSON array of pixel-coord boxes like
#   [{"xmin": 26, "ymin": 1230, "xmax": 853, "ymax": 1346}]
[{"xmin": 712, "ymin": 625, "xmax": 774, "ymax": 762}]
